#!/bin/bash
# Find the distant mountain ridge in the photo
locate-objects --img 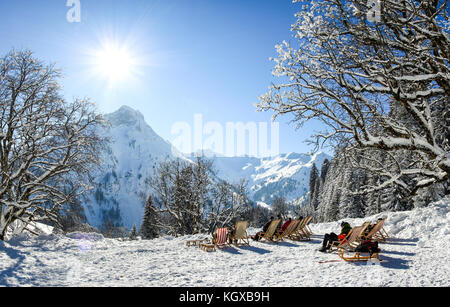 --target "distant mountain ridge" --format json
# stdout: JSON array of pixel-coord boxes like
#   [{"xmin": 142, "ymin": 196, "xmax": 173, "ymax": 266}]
[{"xmin": 83, "ymin": 106, "xmax": 331, "ymax": 229}]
